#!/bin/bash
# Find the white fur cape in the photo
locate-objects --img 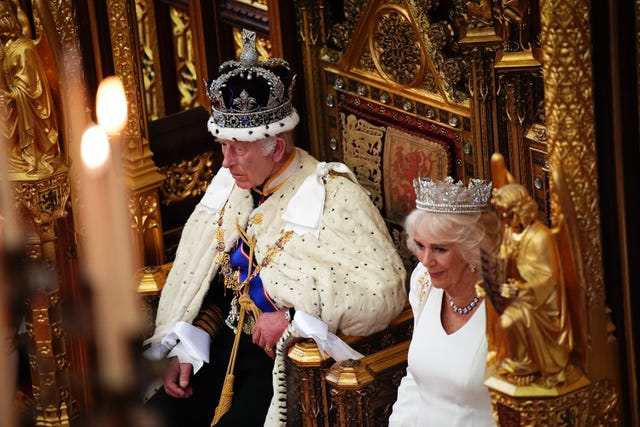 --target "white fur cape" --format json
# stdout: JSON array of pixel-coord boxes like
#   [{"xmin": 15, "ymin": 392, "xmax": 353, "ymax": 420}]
[{"xmin": 145, "ymin": 148, "xmax": 407, "ymax": 425}]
